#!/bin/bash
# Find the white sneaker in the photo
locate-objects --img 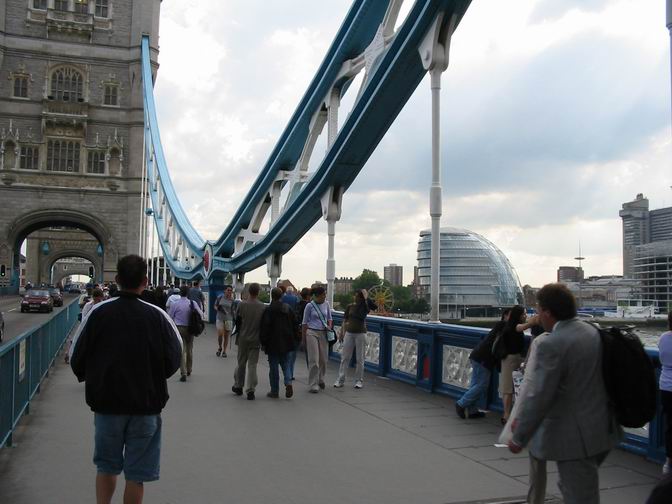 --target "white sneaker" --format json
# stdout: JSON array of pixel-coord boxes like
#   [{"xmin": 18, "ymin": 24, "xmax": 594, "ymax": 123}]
[
  {"xmin": 663, "ymin": 462, "xmax": 671, "ymax": 475},
  {"xmin": 354, "ymin": 380, "xmax": 363, "ymax": 389},
  {"xmin": 333, "ymin": 381, "xmax": 344, "ymax": 388}
]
